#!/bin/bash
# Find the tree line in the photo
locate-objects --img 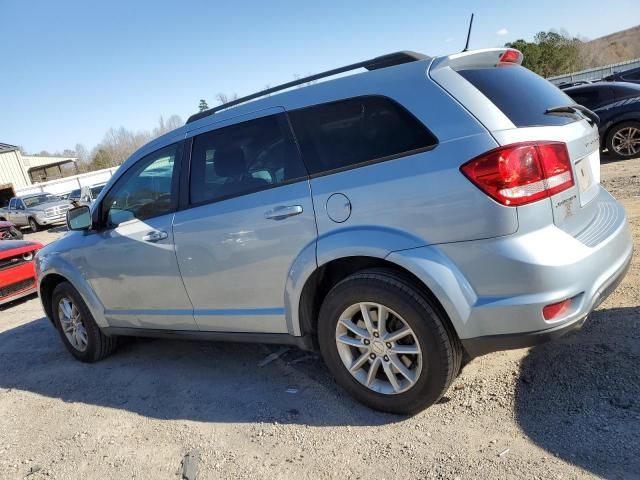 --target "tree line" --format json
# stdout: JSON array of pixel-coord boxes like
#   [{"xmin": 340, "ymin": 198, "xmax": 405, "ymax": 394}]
[{"xmin": 506, "ymin": 29, "xmax": 638, "ymax": 78}]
